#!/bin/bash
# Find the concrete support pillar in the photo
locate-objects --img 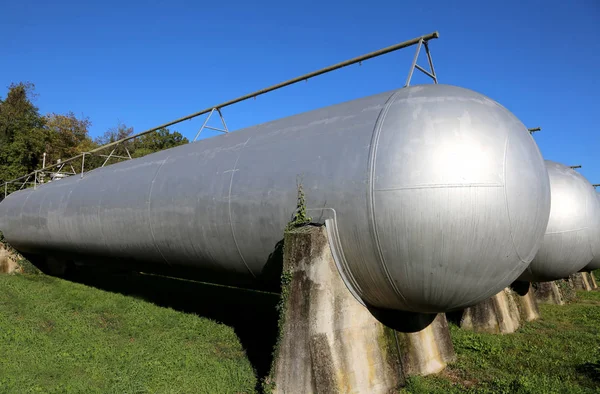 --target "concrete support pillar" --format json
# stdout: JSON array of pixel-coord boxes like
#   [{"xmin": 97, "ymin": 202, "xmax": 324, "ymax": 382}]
[
  {"xmin": 394, "ymin": 313, "xmax": 456, "ymax": 376},
  {"xmin": 589, "ymin": 272, "xmax": 598, "ymax": 290},
  {"xmin": 267, "ymin": 225, "xmax": 454, "ymax": 393},
  {"xmin": 456, "ymin": 288, "xmax": 521, "ymax": 334},
  {"xmin": 570, "ymin": 272, "xmax": 592, "ymax": 291},
  {"xmin": 0, "ymin": 244, "xmax": 21, "ymax": 274},
  {"xmin": 509, "ymin": 281, "xmax": 540, "ymax": 322},
  {"xmin": 532, "ymin": 281, "xmax": 565, "ymax": 305}
]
